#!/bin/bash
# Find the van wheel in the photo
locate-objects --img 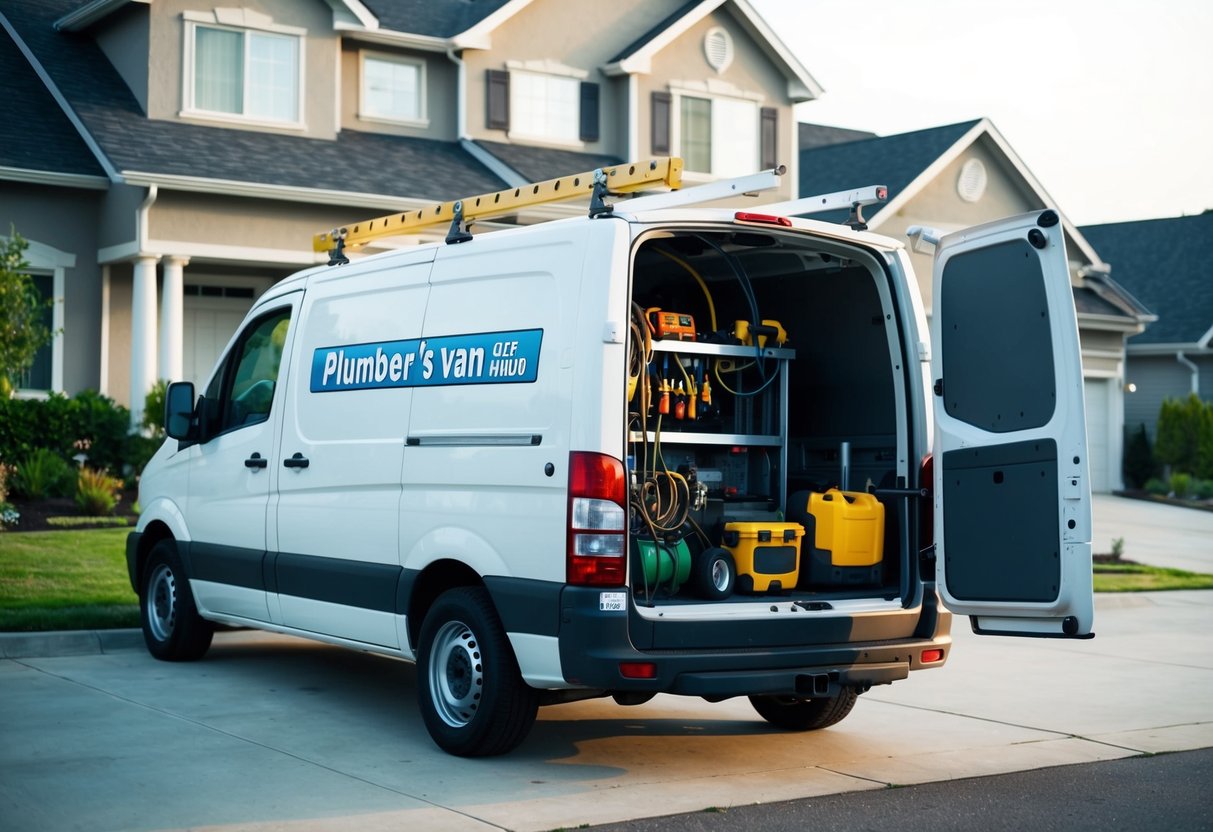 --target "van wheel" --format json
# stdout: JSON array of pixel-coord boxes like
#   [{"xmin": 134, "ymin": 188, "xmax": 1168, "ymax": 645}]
[
  {"xmin": 417, "ymin": 587, "xmax": 538, "ymax": 757},
  {"xmin": 140, "ymin": 540, "xmax": 213, "ymax": 661},
  {"xmin": 749, "ymin": 688, "xmax": 858, "ymax": 730},
  {"xmin": 693, "ymin": 547, "xmax": 736, "ymax": 600}
]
